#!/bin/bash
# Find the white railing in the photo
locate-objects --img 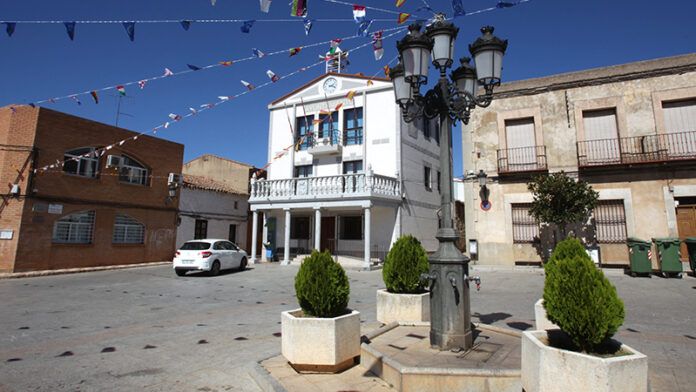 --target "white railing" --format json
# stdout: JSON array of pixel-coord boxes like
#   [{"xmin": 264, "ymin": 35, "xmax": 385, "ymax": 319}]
[{"xmin": 250, "ymin": 171, "xmax": 401, "ymax": 201}]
